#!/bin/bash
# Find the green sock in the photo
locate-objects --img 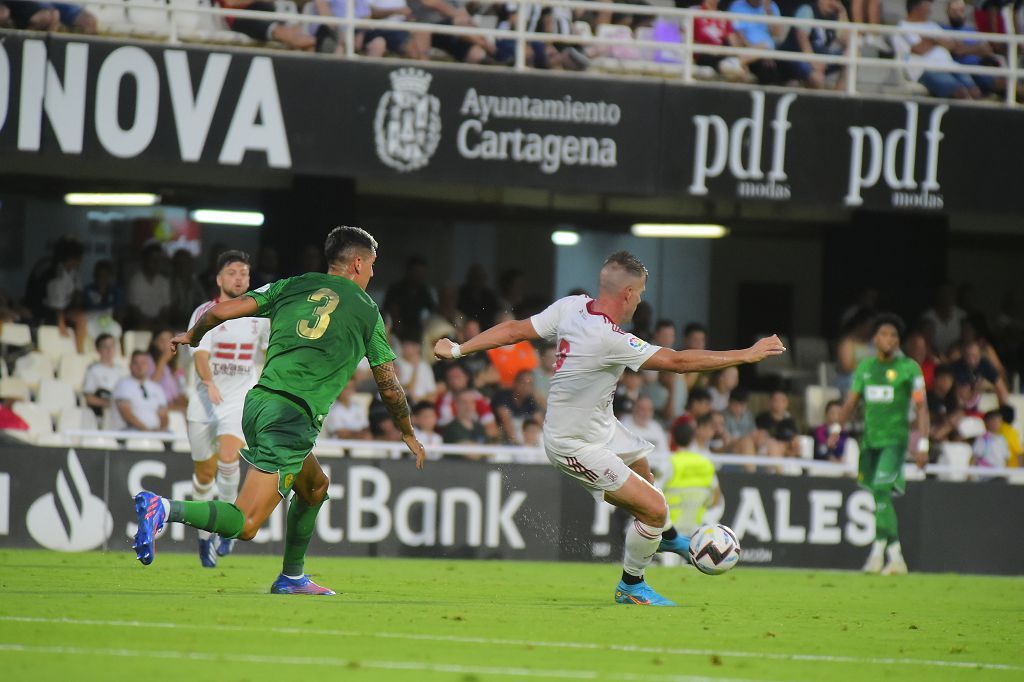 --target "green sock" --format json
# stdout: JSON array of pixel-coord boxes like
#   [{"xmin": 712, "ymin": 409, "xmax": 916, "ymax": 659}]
[
  {"xmin": 168, "ymin": 500, "xmax": 245, "ymax": 539},
  {"xmin": 872, "ymin": 488, "xmax": 898, "ymax": 543},
  {"xmin": 282, "ymin": 494, "xmax": 327, "ymax": 577}
]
